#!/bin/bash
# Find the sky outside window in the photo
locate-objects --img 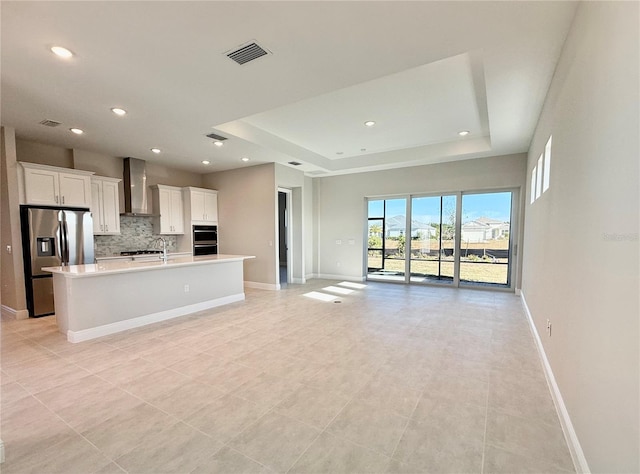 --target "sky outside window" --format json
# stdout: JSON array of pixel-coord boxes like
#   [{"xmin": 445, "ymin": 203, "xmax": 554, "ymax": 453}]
[{"xmin": 370, "ymin": 193, "xmax": 511, "ymax": 223}]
